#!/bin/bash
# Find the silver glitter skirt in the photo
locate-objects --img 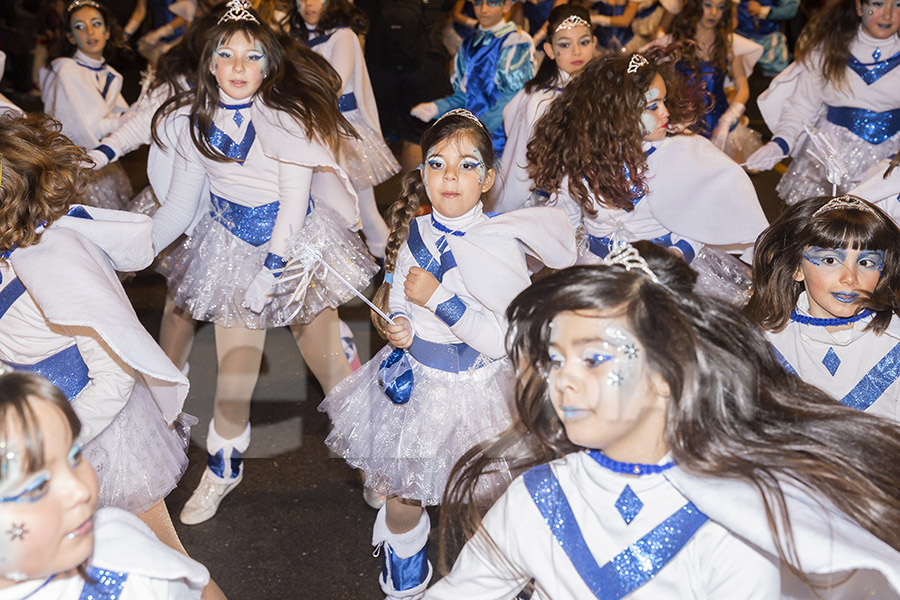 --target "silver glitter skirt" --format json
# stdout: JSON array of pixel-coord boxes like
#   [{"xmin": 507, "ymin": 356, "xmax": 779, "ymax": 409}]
[
  {"xmin": 159, "ymin": 203, "xmax": 377, "ymax": 329},
  {"xmin": 77, "ymin": 162, "xmax": 134, "ymax": 210},
  {"xmin": 341, "ymin": 109, "xmax": 402, "ymax": 190},
  {"xmin": 319, "ymin": 344, "xmax": 517, "ymax": 505},
  {"xmin": 777, "ymin": 117, "xmax": 900, "ymax": 205},
  {"xmin": 84, "ymin": 379, "xmax": 191, "ymax": 514}
]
